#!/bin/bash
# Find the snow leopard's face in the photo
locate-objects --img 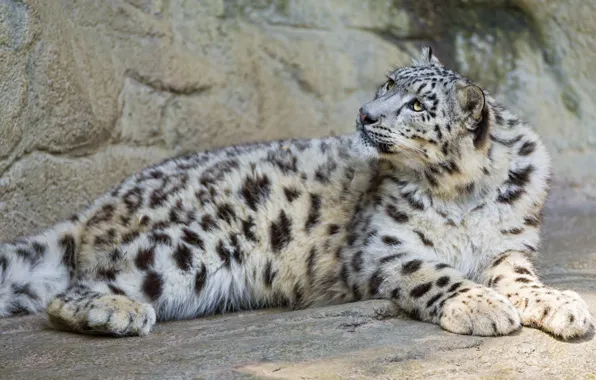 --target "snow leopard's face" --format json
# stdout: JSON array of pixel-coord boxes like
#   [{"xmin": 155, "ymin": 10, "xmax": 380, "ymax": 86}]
[{"xmin": 356, "ymin": 47, "xmax": 489, "ymax": 171}]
